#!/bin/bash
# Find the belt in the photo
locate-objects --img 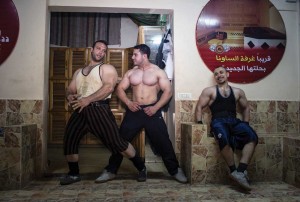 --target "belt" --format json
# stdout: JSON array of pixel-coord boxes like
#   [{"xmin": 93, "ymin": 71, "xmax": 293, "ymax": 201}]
[
  {"xmin": 89, "ymin": 99, "xmax": 109, "ymax": 107},
  {"xmin": 139, "ymin": 102, "xmax": 156, "ymax": 108}
]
